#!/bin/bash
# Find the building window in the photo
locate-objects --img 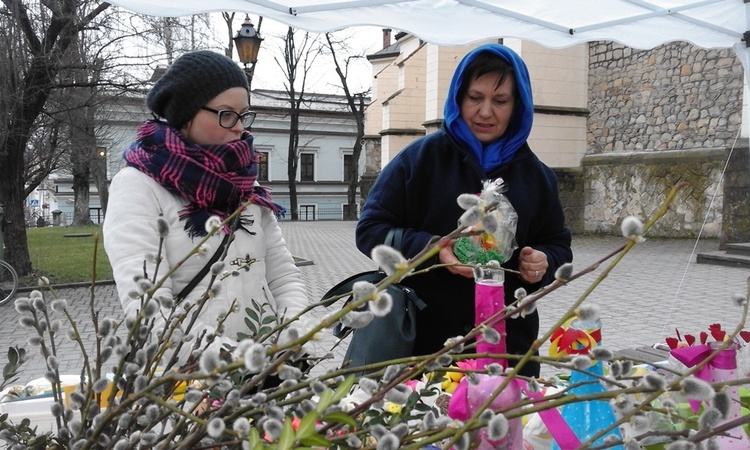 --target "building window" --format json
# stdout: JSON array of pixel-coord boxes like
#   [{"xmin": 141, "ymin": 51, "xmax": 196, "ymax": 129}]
[
  {"xmin": 343, "ymin": 154, "xmax": 353, "ymax": 182},
  {"xmin": 300, "ymin": 153, "xmax": 314, "ymax": 181},
  {"xmin": 299, "ymin": 205, "xmax": 315, "ymax": 221},
  {"xmin": 257, "ymin": 151, "xmax": 269, "ymax": 181}
]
